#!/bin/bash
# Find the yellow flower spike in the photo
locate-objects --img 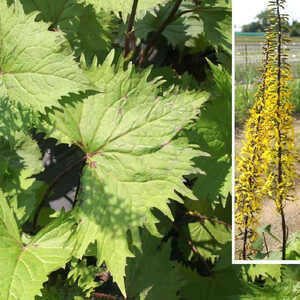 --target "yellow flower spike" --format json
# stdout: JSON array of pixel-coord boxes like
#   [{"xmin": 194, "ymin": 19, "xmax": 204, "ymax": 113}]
[{"xmin": 235, "ymin": 0, "xmax": 297, "ymax": 260}]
